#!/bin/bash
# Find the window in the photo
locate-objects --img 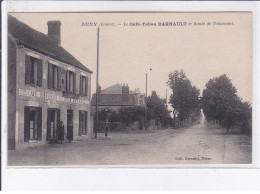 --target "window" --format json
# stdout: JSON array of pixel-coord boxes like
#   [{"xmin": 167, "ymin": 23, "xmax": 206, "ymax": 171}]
[
  {"xmin": 80, "ymin": 75, "xmax": 88, "ymax": 96},
  {"xmin": 25, "ymin": 55, "xmax": 43, "ymax": 86},
  {"xmin": 48, "ymin": 63, "xmax": 61, "ymax": 90},
  {"xmin": 66, "ymin": 70, "xmax": 76, "ymax": 93},
  {"xmin": 24, "ymin": 106, "xmax": 42, "ymax": 142},
  {"xmin": 79, "ymin": 111, "xmax": 88, "ymax": 136}
]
